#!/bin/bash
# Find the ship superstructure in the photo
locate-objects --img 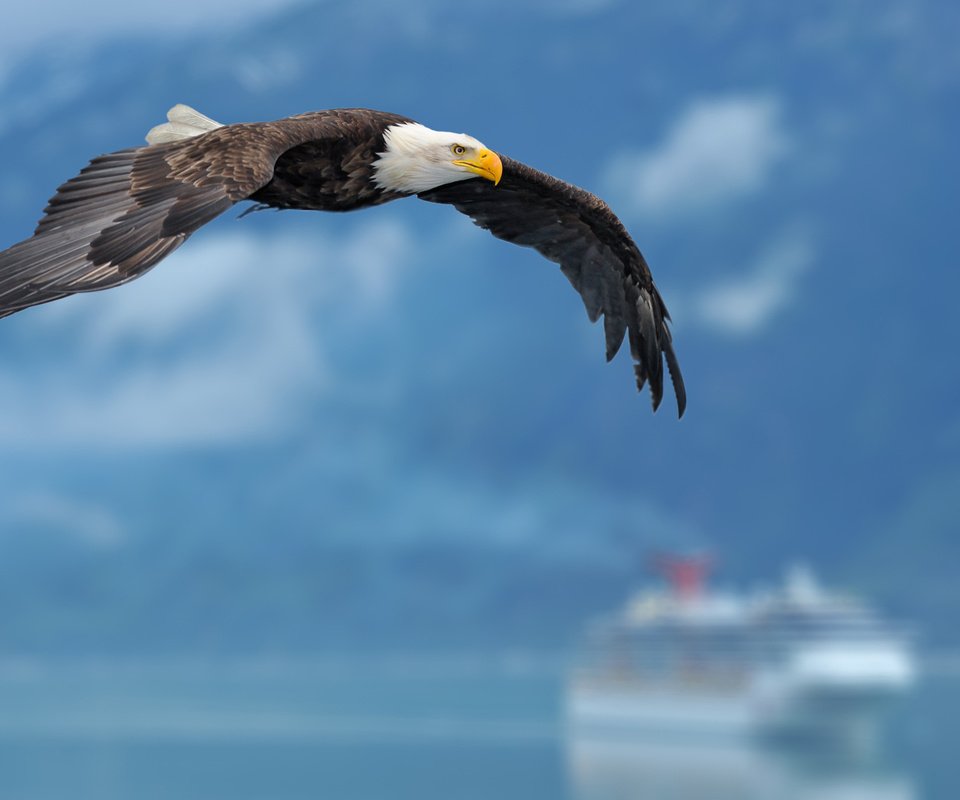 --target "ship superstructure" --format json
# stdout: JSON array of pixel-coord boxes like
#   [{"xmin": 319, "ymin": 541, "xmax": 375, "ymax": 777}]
[{"xmin": 567, "ymin": 558, "xmax": 914, "ymax": 742}]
